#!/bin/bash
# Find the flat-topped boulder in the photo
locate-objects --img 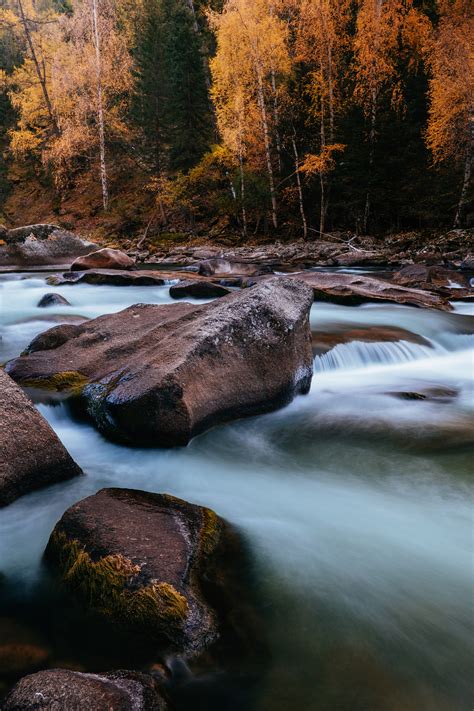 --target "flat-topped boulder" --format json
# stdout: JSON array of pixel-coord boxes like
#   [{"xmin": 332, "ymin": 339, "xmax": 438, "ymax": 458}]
[
  {"xmin": 45, "ymin": 488, "xmax": 252, "ymax": 657},
  {"xmin": 0, "ymin": 224, "xmax": 97, "ymax": 268},
  {"xmin": 3, "ymin": 668, "xmax": 169, "ymax": 710},
  {"xmin": 48, "ymin": 269, "xmax": 166, "ymax": 287},
  {"xmin": 289, "ymin": 271, "xmax": 451, "ymax": 310},
  {"xmin": 0, "ymin": 370, "xmax": 82, "ymax": 507},
  {"xmin": 7, "ymin": 278, "xmax": 313, "ymax": 446},
  {"xmin": 312, "ymin": 325, "xmax": 431, "ymax": 356},
  {"xmin": 169, "ymin": 279, "xmax": 232, "ymax": 299},
  {"xmin": 71, "ymin": 248, "xmax": 135, "ymax": 271}
]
